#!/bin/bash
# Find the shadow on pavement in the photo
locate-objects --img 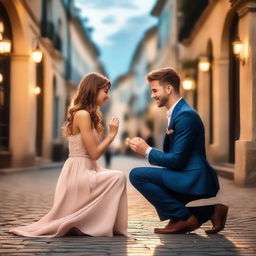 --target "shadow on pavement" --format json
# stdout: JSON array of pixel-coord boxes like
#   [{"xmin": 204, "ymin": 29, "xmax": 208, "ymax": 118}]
[
  {"xmin": 153, "ymin": 233, "xmax": 241, "ymax": 256},
  {"xmin": 0, "ymin": 234, "xmax": 128, "ymax": 255}
]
